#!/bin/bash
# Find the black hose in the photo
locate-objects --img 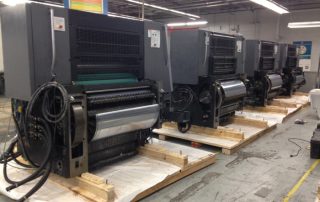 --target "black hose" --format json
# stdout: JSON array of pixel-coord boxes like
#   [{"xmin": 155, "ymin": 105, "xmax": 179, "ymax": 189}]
[
  {"xmin": 18, "ymin": 162, "xmax": 52, "ymax": 202},
  {"xmin": 2, "ymin": 82, "xmax": 68, "ymax": 200},
  {"xmin": 4, "ymin": 124, "xmax": 52, "ymax": 188}
]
